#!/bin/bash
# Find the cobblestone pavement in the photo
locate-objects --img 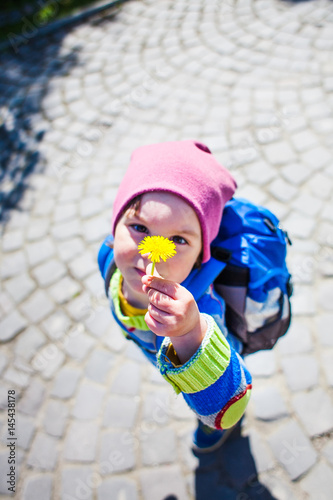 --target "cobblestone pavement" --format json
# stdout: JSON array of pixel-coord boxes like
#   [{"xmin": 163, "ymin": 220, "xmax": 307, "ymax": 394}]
[{"xmin": 1, "ymin": 0, "xmax": 333, "ymax": 498}]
